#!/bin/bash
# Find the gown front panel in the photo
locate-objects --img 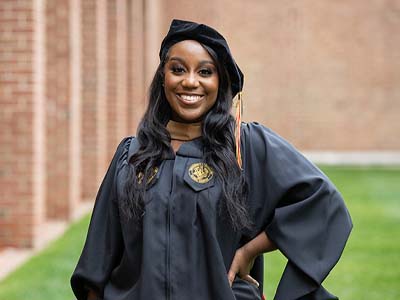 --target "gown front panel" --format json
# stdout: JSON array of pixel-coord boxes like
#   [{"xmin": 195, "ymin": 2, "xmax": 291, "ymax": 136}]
[{"xmin": 111, "ymin": 143, "xmax": 258, "ymax": 300}]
